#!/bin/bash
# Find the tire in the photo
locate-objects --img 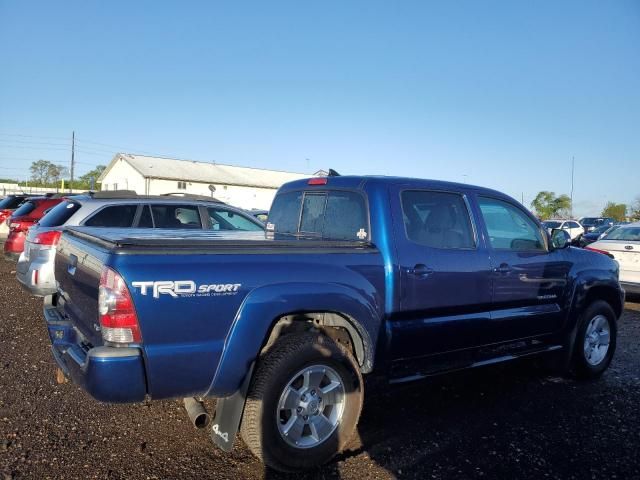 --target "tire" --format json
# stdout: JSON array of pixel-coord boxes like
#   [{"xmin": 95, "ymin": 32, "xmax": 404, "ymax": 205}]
[
  {"xmin": 240, "ymin": 332, "xmax": 363, "ymax": 472},
  {"xmin": 571, "ymin": 300, "xmax": 617, "ymax": 379}
]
